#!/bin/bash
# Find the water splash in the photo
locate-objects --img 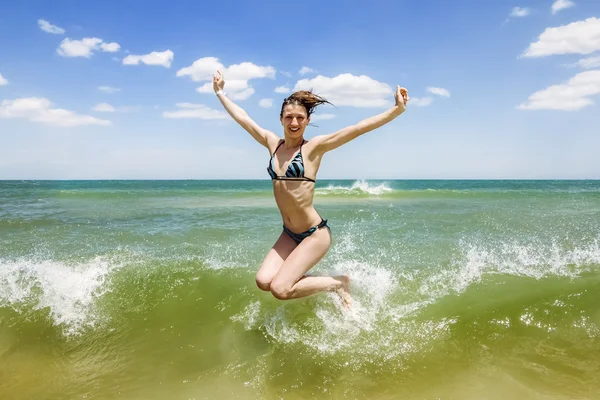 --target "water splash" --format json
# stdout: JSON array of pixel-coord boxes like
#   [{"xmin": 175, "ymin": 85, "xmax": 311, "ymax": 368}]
[
  {"xmin": 230, "ymin": 229, "xmax": 600, "ymax": 365},
  {"xmin": 0, "ymin": 257, "xmax": 118, "ymax": 336},
  {"xmin": 421, "ymin": 237, "xmax": 600, "ymax": 298}
]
